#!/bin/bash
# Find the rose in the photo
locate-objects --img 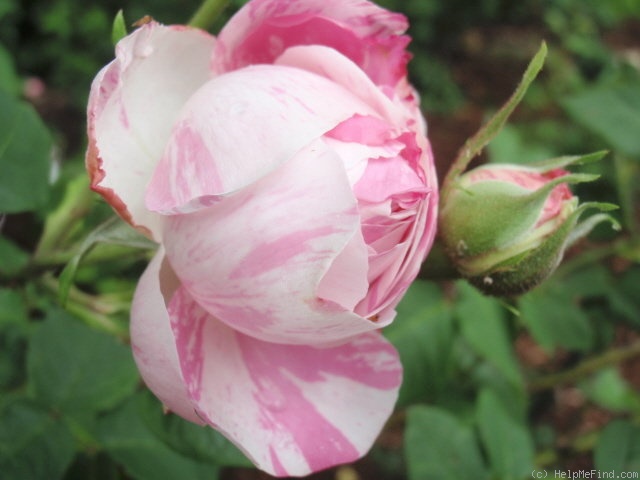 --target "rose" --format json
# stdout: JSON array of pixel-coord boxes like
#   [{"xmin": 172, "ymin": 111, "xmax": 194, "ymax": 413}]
[
  {"xmin": 439, "ymin": 159, "xmax": 613, "ymax": 295},
  {"xmin": 86, "ymin": 0, "xmax": 438, "ymax": 476}
]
